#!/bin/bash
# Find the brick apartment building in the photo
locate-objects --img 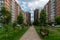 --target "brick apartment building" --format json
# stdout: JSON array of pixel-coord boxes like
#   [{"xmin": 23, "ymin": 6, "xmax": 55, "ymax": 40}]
[
  {"xmin": 23, "ymin": 12, "xmax": 26, "ymax": 24},
  {"xmin": 44, "ymin": 0, "xmax": 60, "ymax": 23},
  {"xmin": 34, "ymin": 9, "xmax": 39, "ymax": 22},
  {"xmin": 11, "ymin": 0, "xmax": 19, "ymax": 22},
  {"xmin": 55, "ymin": 0, "xmax": 60, "ymax": 16},
  {"xmin": 26, "ymin": 12, "xmax": 31, "ymax": 25},
  {"xmin": 0, "ymin": 0, "xmax": 24, "ymax": 23},
  {"xmin": 21, "ymin": 11, "xmax": 26, "ymax": 24},
  {"xmin": 14, "ymin": 1, "xmax": 19, "ymax": 22},
  {"xmin": 44, "ymin": 1, "xmax": 51, "ymax": 23},
  {"xmin": 0, "ymin": 0, "xmax": 11, "ymax": 12}
]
